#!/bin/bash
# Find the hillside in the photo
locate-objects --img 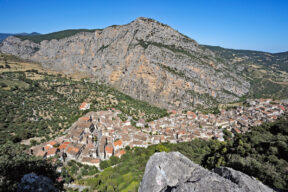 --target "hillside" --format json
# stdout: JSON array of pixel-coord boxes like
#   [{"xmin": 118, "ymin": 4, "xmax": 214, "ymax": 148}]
[
  {"xmin": 203, "ymin": 114, "xmax": 288, "ymax": 190},
  {"xmin": 15, "ymin": 29, "xmax": 97, "ymax": 43},
  {"xmin": 0, "ymin": 53, "xmax": 167, "ymax": 145},
  {"xmin": 202, "ymin": 45, "xmax": 288, "ymax": 72},
  {"xmin": 1, "ymin": 18, "xmax": 288, "ymax": 110},
  {"xmin": 202, "ymin": 45, "xmax": 288, "ymax": 99},
  {"xmin": 0, "ymin": 17, "xmax": 250, "ymax": 110},
  {"xmin": 0, "ymin": 32, "xmax": 41, "ymax": 42}
]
